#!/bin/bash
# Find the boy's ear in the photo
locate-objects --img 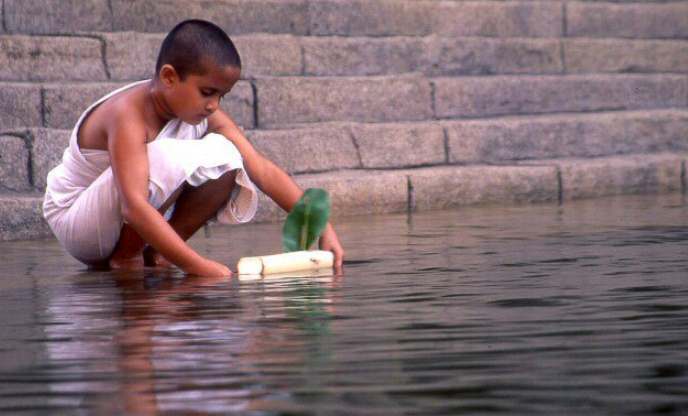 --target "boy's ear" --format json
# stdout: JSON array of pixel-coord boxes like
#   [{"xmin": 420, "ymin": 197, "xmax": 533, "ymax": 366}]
[{"xmin": 158, "ymin": 64, "xmax": 180, "ymax": 87}]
